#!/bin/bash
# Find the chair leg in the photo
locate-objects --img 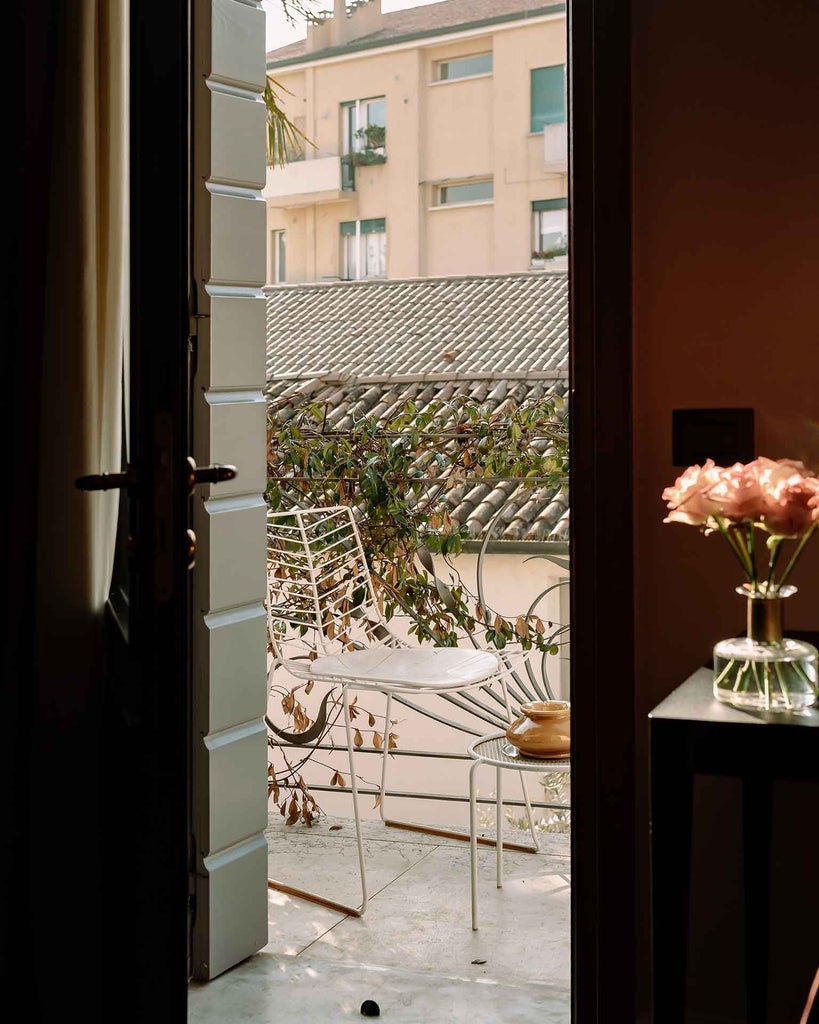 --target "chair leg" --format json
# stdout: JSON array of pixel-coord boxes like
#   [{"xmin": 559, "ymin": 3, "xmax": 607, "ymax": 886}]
[
  {"xmin": 470, "ymin": 759, "xmax": 480, "ymax": 930},
  {"xmin": 378, "ymin": 692, "xmax": 393, "ymax": 826},
  {"xmin": 267, "ymin": 685, "xmax": 369, "ymax": 918},
  {"xmin": 342, "ymin": 684, "xmax": 369, "ymax": 914}
]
